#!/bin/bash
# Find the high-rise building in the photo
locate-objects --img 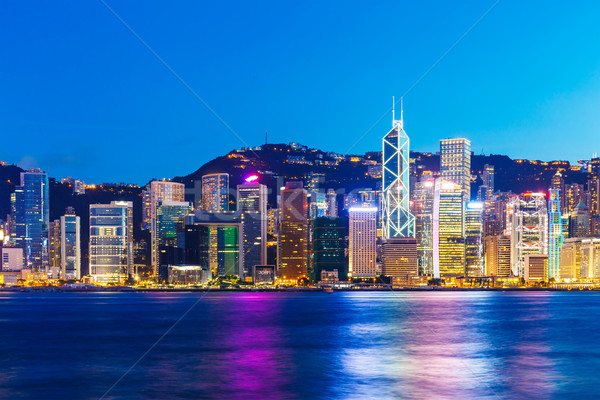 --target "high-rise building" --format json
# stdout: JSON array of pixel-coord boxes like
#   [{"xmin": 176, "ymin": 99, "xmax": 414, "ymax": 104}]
[
  {"xmin": 559, "ymin": 238, "xmax": 582, "ymax": 280},
  {"xmin": 10, "ymin": 169, "xmax": 49, "ymax": 270},
  {"xmin": 237, "ymin": 181, "xmax": 268, "ymax": 279},
  {"xmin": 478, "ymin": 164, "xmax": 495, "ymax": 201},
  {"xmin": 580, "ymin": 238, "xmax": 600, "ymax": 279},
  {"xmin": 465, "ymin": 201, "xmax": 484, "ymax": 276},
  {"xmin": 382, "ymin": 102, "xmax": 414, "ymax": 238},
  {"xmin": 312, "ymin": 217, "xmax": 346, "ymax": 282},
  {"xmin": 142, "ymin": 180, "xmax": 186, "ymax": 274},
  {"xmin": 484, "ymin": 235, "xmax": 511, "ymax": 276},
  {"xmin": 326, "ymin": 189, "xmax": 338, "ymax": 217},
  {"xmin": 440, "ymin": 138, "xmax": 472, "ymax": 203},
  {"xmin": 564, "ymin": 183, "xmax": 584, "ymax": 213},
  {"xmin": 278, "ymin": 182, "xmax": 308, "ymax": 283},
  {"xmin": 506, "ymin": 193, "xmax": 548, "ymax": 277},
  {"xmin": 60, "ymin": 207, "xmax": 81, "ymax": 280},
  {"xmin": 548, "ymin": 189, "xmax": 563, "ymax": 278},
  {"xmin": 48, "ymin": 219, "xmax": 61, "ymax": 269},
  {"xmin": 483, "ymin": 164, "xmax": 495, "ymax": 196},
  {"xmin": 381, "ymin": 237, "xmax": 418, "ymax": 283},
  {"xmin": 89, "ymin": 201, "xmax": 133, "ymax": 284},
  {"xmin": 156, "ymin": 201, "xmax": 192, "ymax": 252},
  {"xmin": 433, "ymin": 179, "xmax": 464, "ymax": 278},
  {"xmin": 413, "ymin": 179, "xmax": 435, "ymax": 275},
  {"xmin": 550, "ymin": 171, "xmax": 565, "ymax": 209},
  {"xmin": 348, "ymin": 206, "xmax": 378, "ymax": 278},
  {"xmin": 202, "ymin": 173, "xmax": 230, "ymax": 213},
  {"xmin": 569, "ymin": 201, "xmax": 590, "ymax": 238}
]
